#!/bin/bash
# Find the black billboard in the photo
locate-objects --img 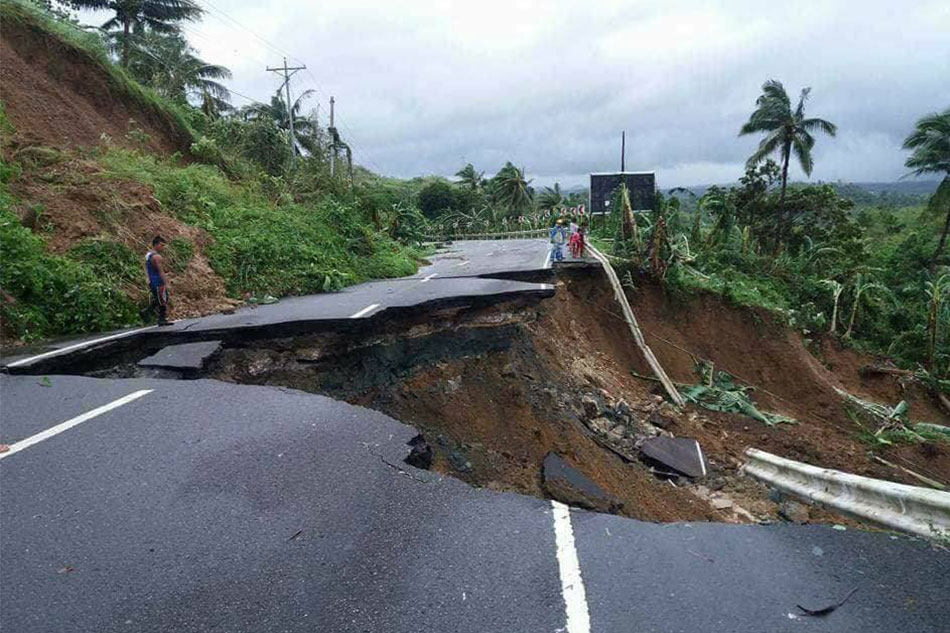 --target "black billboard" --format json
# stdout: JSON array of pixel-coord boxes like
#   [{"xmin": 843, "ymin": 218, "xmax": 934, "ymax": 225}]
[{"xmin": 589, "ymin": 172, "xmax": 656, "ymax": 215}]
